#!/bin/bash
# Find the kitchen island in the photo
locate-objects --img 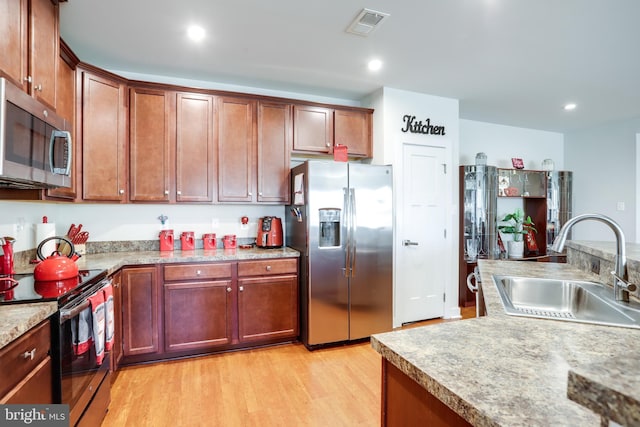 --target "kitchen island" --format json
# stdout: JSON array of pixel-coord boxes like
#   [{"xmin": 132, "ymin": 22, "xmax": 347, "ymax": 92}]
[{"xmin": 372, "ymin": 259, "xmax": 640, "ymax": 426}]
